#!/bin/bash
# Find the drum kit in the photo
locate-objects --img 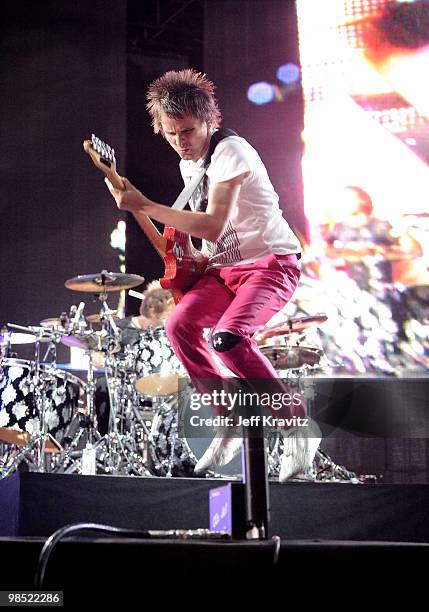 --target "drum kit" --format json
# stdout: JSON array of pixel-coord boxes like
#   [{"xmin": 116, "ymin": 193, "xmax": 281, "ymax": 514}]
[{"xmin": 0, "ymin": 270, "xmax": 354, "ymax": 481}]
